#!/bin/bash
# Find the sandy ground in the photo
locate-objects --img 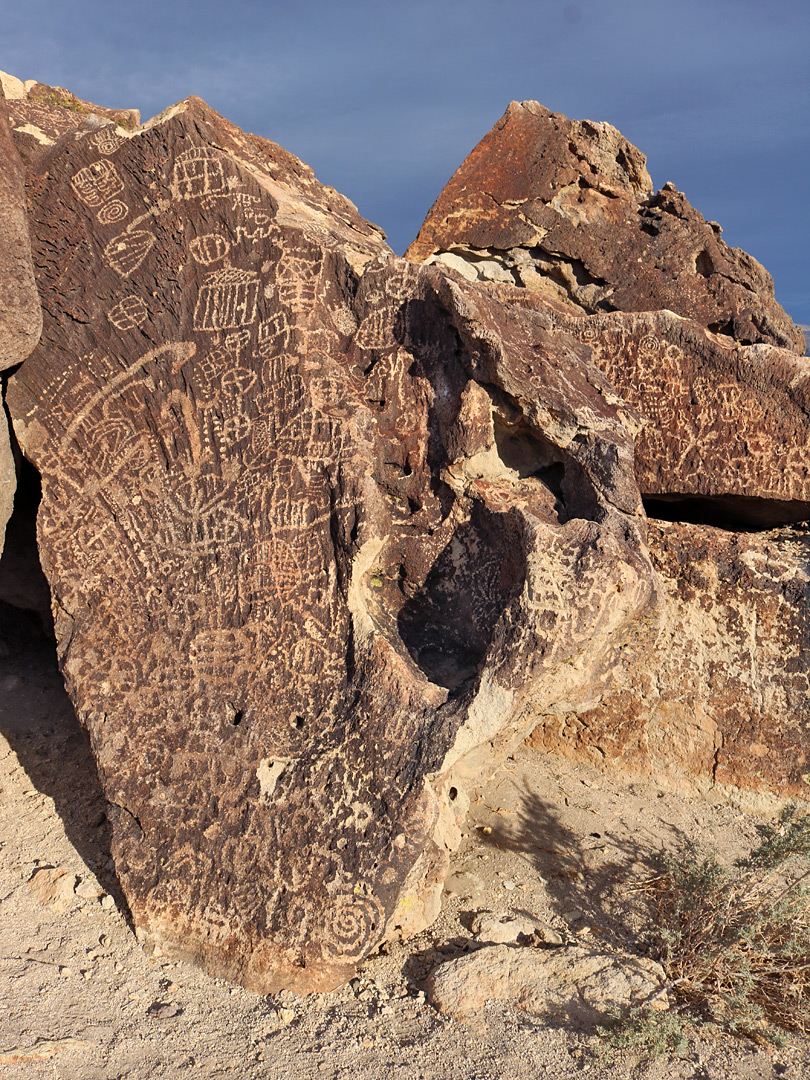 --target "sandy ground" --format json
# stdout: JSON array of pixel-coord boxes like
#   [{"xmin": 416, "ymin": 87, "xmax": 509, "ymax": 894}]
[{"xmin": 2, "ymin": 603, "xmax": 810, "ymax": 1079}]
